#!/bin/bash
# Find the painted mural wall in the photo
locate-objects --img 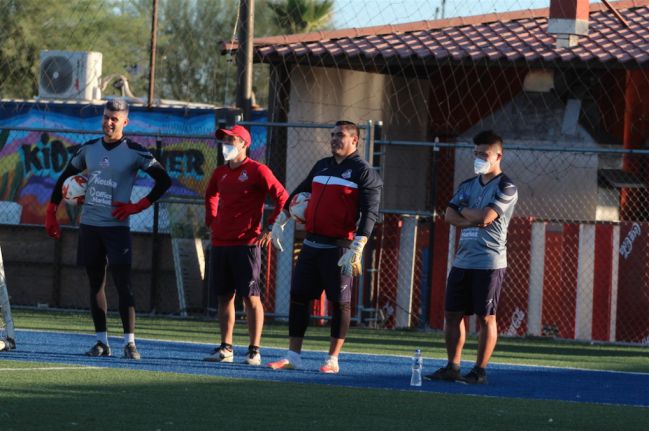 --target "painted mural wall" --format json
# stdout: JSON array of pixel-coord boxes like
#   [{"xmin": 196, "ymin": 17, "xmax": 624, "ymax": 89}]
[{"xmin": 0, "ymin": 101, "xmax": 268, "ymax": 227}]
